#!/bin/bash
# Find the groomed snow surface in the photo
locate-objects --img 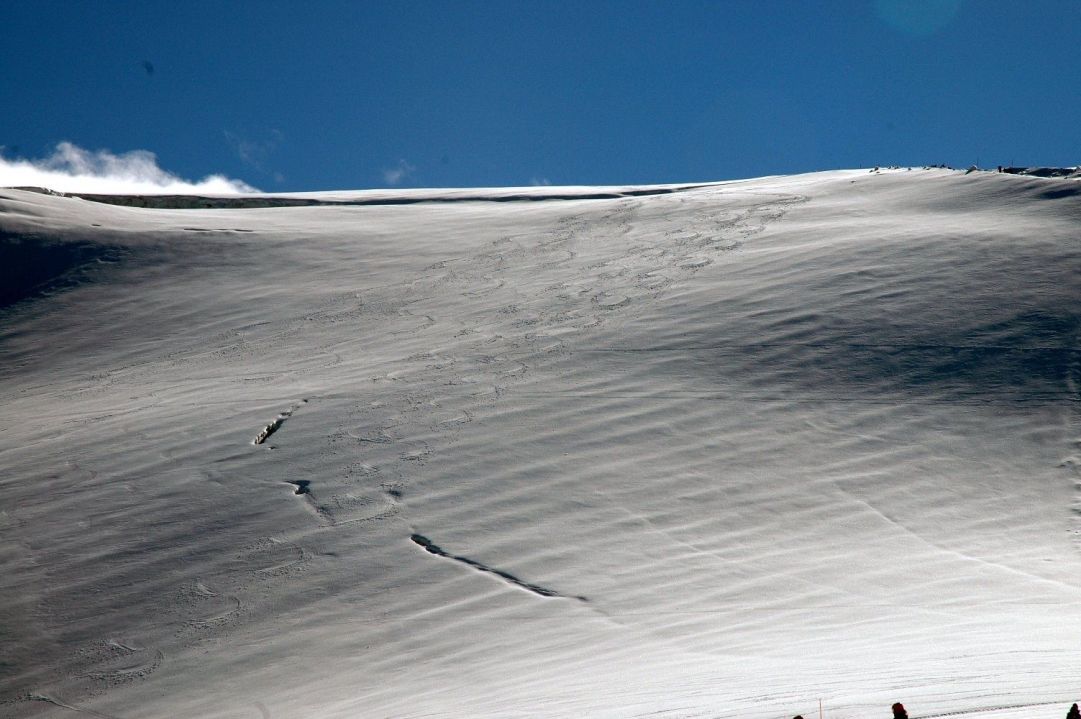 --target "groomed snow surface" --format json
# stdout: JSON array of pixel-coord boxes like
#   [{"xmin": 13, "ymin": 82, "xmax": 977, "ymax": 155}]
[{"xmin": 1, "ymin": 169, "xmax": 1079, "ymax": 719}]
